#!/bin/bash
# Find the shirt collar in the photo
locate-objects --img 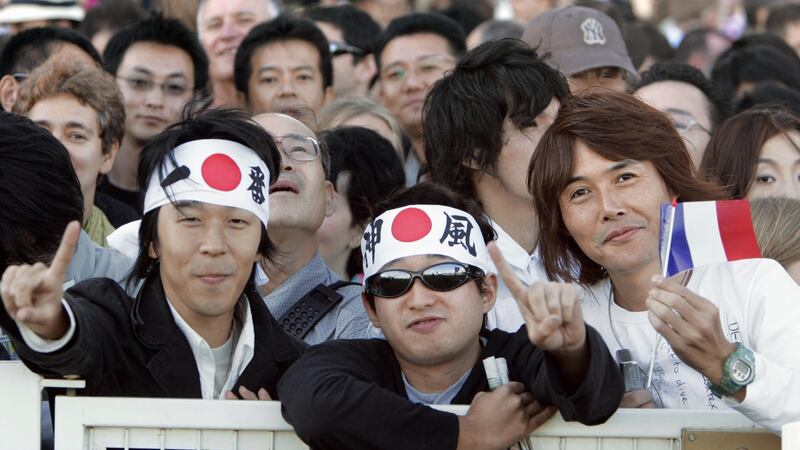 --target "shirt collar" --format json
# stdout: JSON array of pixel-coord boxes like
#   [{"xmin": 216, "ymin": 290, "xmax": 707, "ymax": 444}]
[
  {"xmin": 166, "ymin": 297, "xmax": 256, "ymax": 386},
  {"xmin": 490, "ymin": 220, "xmax": 540, "ymax": 271}
]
